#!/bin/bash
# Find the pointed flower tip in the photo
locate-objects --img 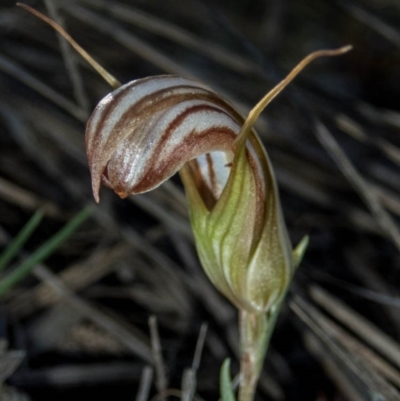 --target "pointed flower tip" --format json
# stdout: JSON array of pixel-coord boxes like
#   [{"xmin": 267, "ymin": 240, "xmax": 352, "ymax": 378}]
[
  {"xmin": 93, "ymin": 192, "xmax": 100, "ymax": 204},
  {"xmin": 92, "ymin": 181, "xmax": 100, "ymax": 203},
  {"xmin": 234, "ymin": 44, "xmax": 353, "ymax": 150}
]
